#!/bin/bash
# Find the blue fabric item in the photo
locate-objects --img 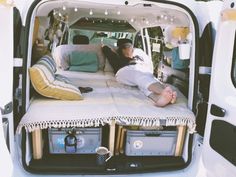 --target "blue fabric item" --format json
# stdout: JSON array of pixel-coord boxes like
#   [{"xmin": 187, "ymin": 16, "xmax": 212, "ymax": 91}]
[
  {"xmin": 69, "ymin": 52, "xmax": 98, "ymax": 72},
  {"xmin": 171, "ymin": 48, "xmax": 190, "ymax": 70}
]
